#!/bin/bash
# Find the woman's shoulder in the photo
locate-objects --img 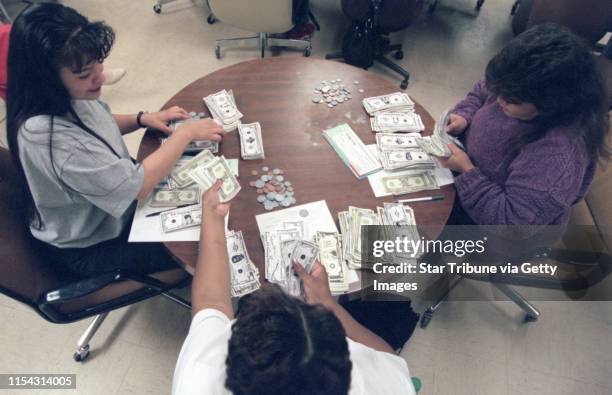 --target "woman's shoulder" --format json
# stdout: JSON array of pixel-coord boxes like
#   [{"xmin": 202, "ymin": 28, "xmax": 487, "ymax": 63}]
[{"xmin": 527, "ymin": 123, "xmax": 589, "ymax": 160}]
